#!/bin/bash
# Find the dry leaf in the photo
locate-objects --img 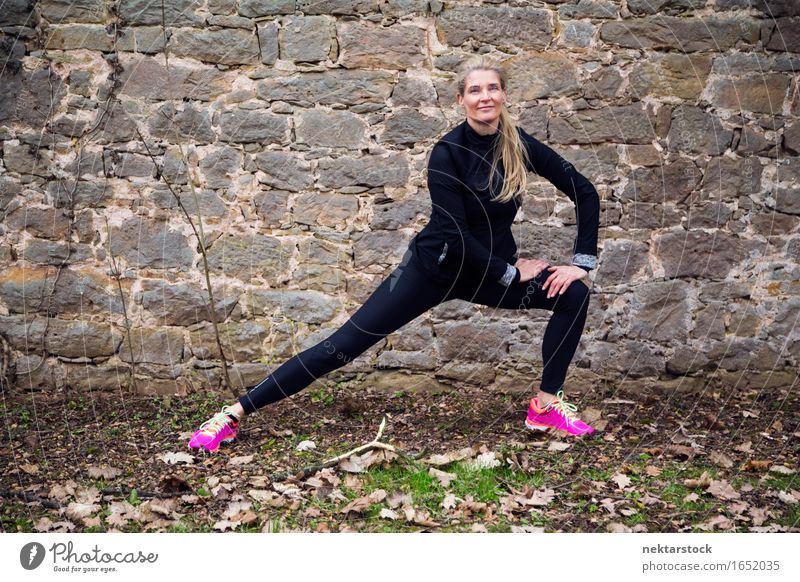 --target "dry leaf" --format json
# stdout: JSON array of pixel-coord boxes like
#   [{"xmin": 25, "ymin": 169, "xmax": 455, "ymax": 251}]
[
  {"xmin": 511, "ymin": 525, "xmax": 545, "ymax": 533},
  {"xmin": 228, "ymin": 455, "xmax": 254, "ymax": 466},
  {"xmin": 707, "ymin": 480, "xmax": 740, "ymax": 500},
  {"xmin": 65, "ymin": 502, "xmax": 101, "ymax": 521},
  {"xmin": 466, "ymin": 451, "xmax": 501, "ymax": 470},
  {"xmin": 735, "ymin": 441, "xmax": 753, "ymax": 454},
  {"xmin": 49, "ymin": 482, "xmax": 76, "ymax": 502},
  {"xmin": 296, "ymin": 440, "xmax": 316, "ymax": 452},
  {"xmin": 742, "ymin": 459, "xmax": 771, "ymax": 472},
  {"xmin": 441, "ymin": 493, "xmax": 458, "ymax": 510},
  {"xmin": 341, "ymin": 489, "xmax": 386, "ymax": 514},
  {"xmin": 749, "ymin": 506, "xmax": 771, "ymax": 526},
  {"xmin": 379, "ymin": 508, "xmax": 399, "ymax": 520},
  {"xmin": 471, "ymin": 523, "xmax": 488, "ymax": 533},
  {"xmin": 213, "ymin": 520, "xmax": 240, "ymax": 532},
  {"xmin": 611, "ymin": 473, "xmax": 632, "ymax": 490},
  {"xmin": 684, "ymin": 471, "xmax": 712, "ymax": 489},
  {"xmin": 708, "ymin": 451, "xmax": 734, "ymax": 469},
  {"xmin": 87, "ymin": 466, "xmax": 122, "ymax": 480},
  {"xmin": 645, "ymin": 466, "xmax": 662, "ymax": 477},
  {"xmin": 607, "ymin": 522, "xmax": 632, "ymax": 533},
  {"xmin": 387, "ymin": 491, "xmax": 413, "ymax": 509},
  {"xmin": 75, "ymin": 486, "xmax": 101, "ymax": 504},
  {"xmin": 20, "ymin": 464, "xmax": 39, "ymax": 475},
  {"xmin": 548, "ymin": 441, "xmax": 571, "ymax": 452},
  {"xmin": 159, "ymin": 451, "xmax": 194, "ymax": 465},
  {"xmin": 665, "ymin": 444, "xmax": 696, "ymax": 461},
  {"xmin": 424, "ymin": 446, "xmax": 477, "ymax": 467},
  {"xmin": 683, "ymin": 492, "xmax": 700, "ymax": 503},
  {"xmin": 698, "ymin": 514, "xmax": 734, "ymax": 531},
  {"xmin": 777, "ymin": 490, "xmax": 798, "ymax": 505},
  {"xmin": 428, "ymin": 468, "xmax": 456, "ymax": 487},
  {"xmin": 34, "ymin": 517, "xmax": 54, "ymax": 532},
  {"xmin": 769, "ymin": 465, "xmax": 795, "ymax": 475},
  {"xmin": 343, "ymin": 474, "xmax": 363, "ymax": 492},
  {"xmin": 513, "ymin": 486, "xmax": 555, "ymax": 507}
]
